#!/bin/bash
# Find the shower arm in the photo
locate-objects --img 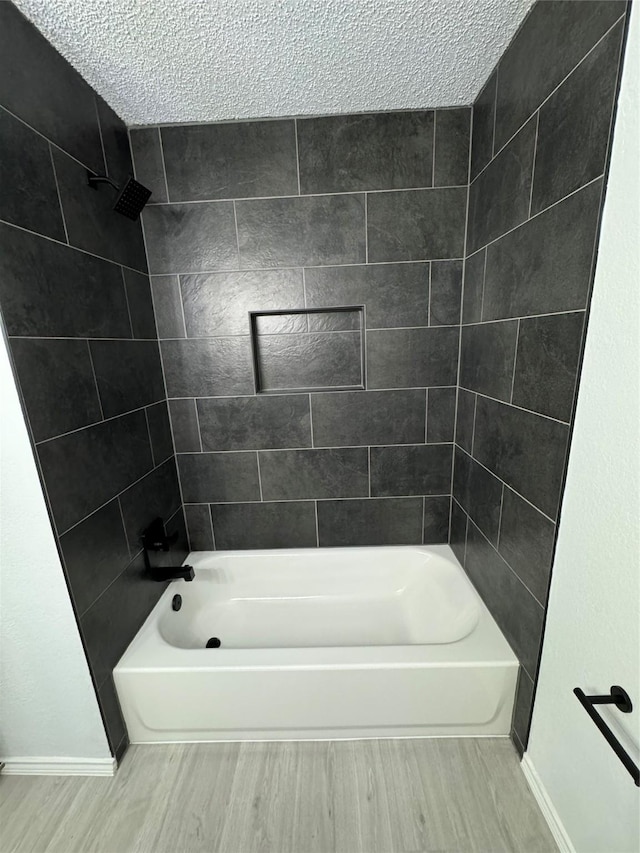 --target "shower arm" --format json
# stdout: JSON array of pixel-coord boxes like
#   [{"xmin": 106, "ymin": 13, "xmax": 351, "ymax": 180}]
[{"xmin": 87, "ymin": 173, "xmax": 120, "ymax": 191}]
